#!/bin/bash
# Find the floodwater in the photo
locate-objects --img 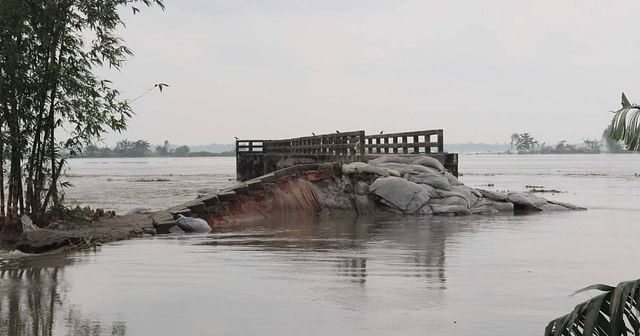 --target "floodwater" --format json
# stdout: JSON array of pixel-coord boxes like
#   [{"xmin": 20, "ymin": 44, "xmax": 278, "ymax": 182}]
[{"xmin": 1, "ymin": 154, "xmax": 640, "ymax": 336}]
